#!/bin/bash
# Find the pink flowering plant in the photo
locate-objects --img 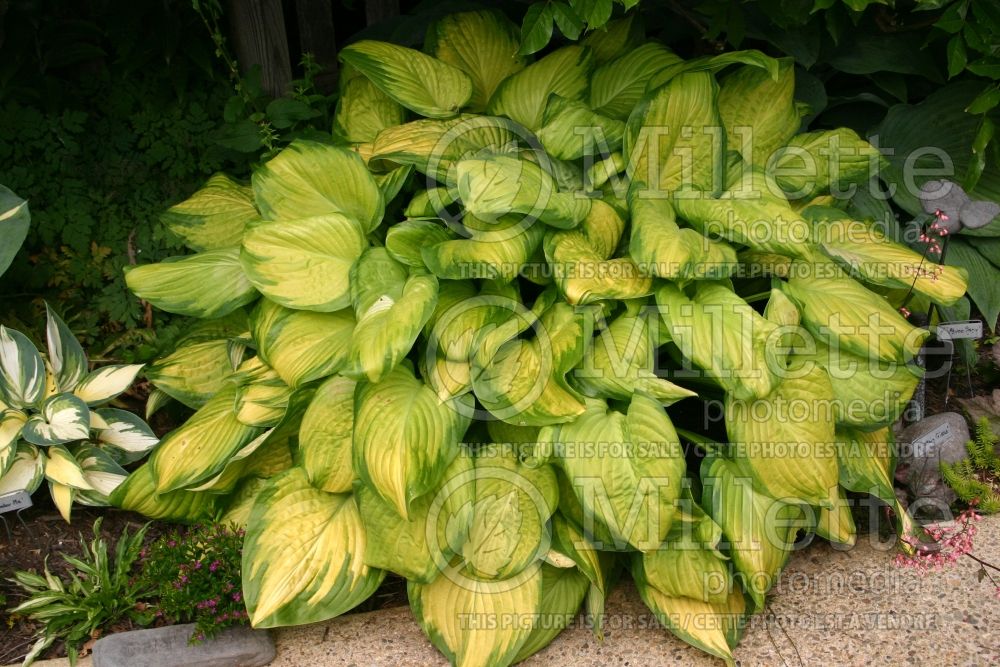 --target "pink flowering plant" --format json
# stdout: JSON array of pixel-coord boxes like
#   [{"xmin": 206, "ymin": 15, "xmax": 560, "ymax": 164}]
[{"xmin": 138, "ymin": 523, "xmax": 248, "ymax": 643}]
